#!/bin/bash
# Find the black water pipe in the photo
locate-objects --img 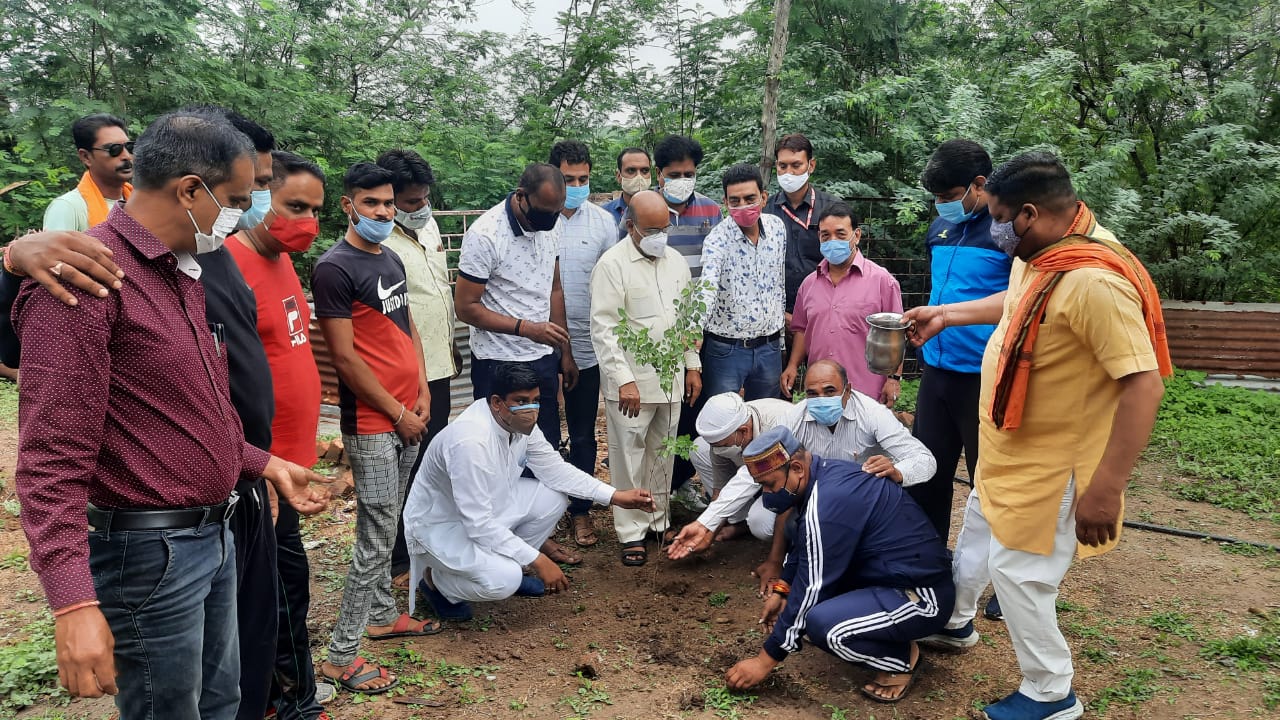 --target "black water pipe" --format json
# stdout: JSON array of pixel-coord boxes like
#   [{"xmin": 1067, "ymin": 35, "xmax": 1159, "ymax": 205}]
[{"xmin": 1122, "ymin": 520, "xmax": 1280, "ymax": 553}]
